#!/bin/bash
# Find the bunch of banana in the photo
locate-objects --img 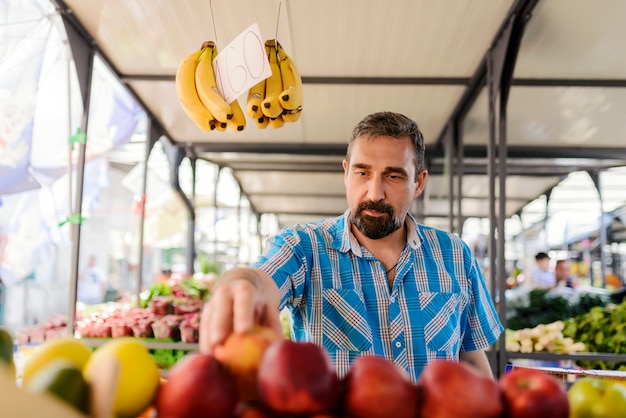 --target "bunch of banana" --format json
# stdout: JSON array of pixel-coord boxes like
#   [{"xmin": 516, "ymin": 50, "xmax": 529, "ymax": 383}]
[
  {"xmin": 247, "ymin": 39, "xmax": 303, "ymax": 129},
  {"xmin": 175, "ymin": 41, "xmax": 246, "ymax": 132}
]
